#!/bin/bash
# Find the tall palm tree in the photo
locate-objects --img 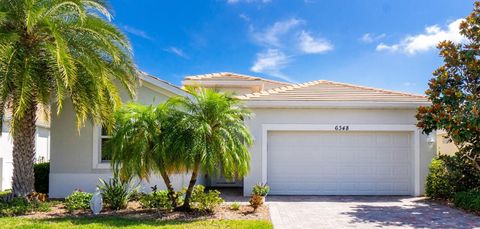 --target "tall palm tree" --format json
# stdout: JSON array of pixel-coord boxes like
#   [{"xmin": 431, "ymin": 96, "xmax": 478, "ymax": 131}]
[
  {"xmin": 0, "ymin": 0, "xmax": 137, "ymax": 197},
  {"xmin": 168, "ymin": 87, "xmax": 253, "ymax": 211},
  {"xmin": 106, "ymin": 103, "xmax": 181, "ymax": 208}
]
